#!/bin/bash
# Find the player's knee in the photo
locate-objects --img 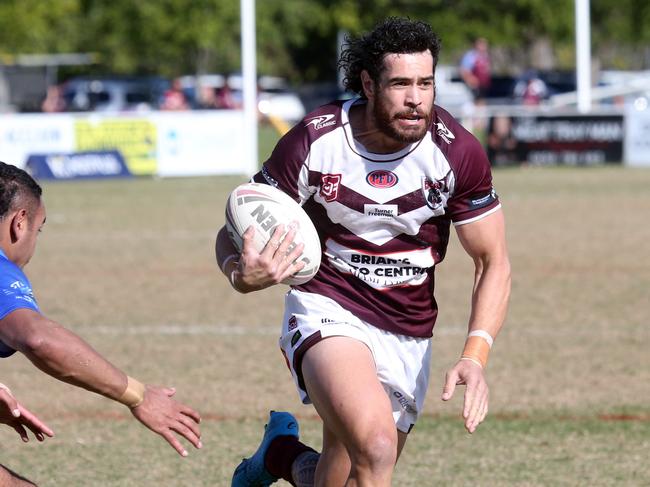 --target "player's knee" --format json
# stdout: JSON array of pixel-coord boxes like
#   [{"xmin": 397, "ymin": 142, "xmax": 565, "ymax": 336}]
[{"xmin": 350, "ymin": 427, "xmax": 397, "ymax": 471}]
